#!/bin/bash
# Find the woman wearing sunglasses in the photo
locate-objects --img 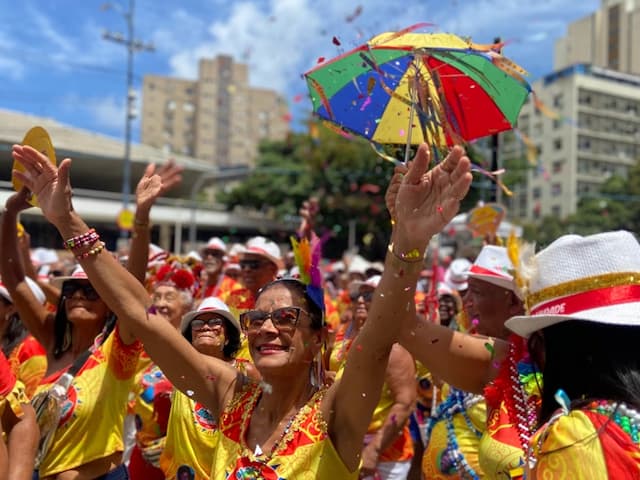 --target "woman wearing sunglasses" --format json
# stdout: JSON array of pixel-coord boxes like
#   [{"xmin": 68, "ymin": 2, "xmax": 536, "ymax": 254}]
[
  {"xmin": 13, "ymin": 142, "xmax": 472, "ymax": 478},
  {"xmin": 0, "ymin": 185, "xmax": 141, "ymax": 480},
  {"xmin": 328, "ymin": 275, "xmax": 417, "ymax": 479}
]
